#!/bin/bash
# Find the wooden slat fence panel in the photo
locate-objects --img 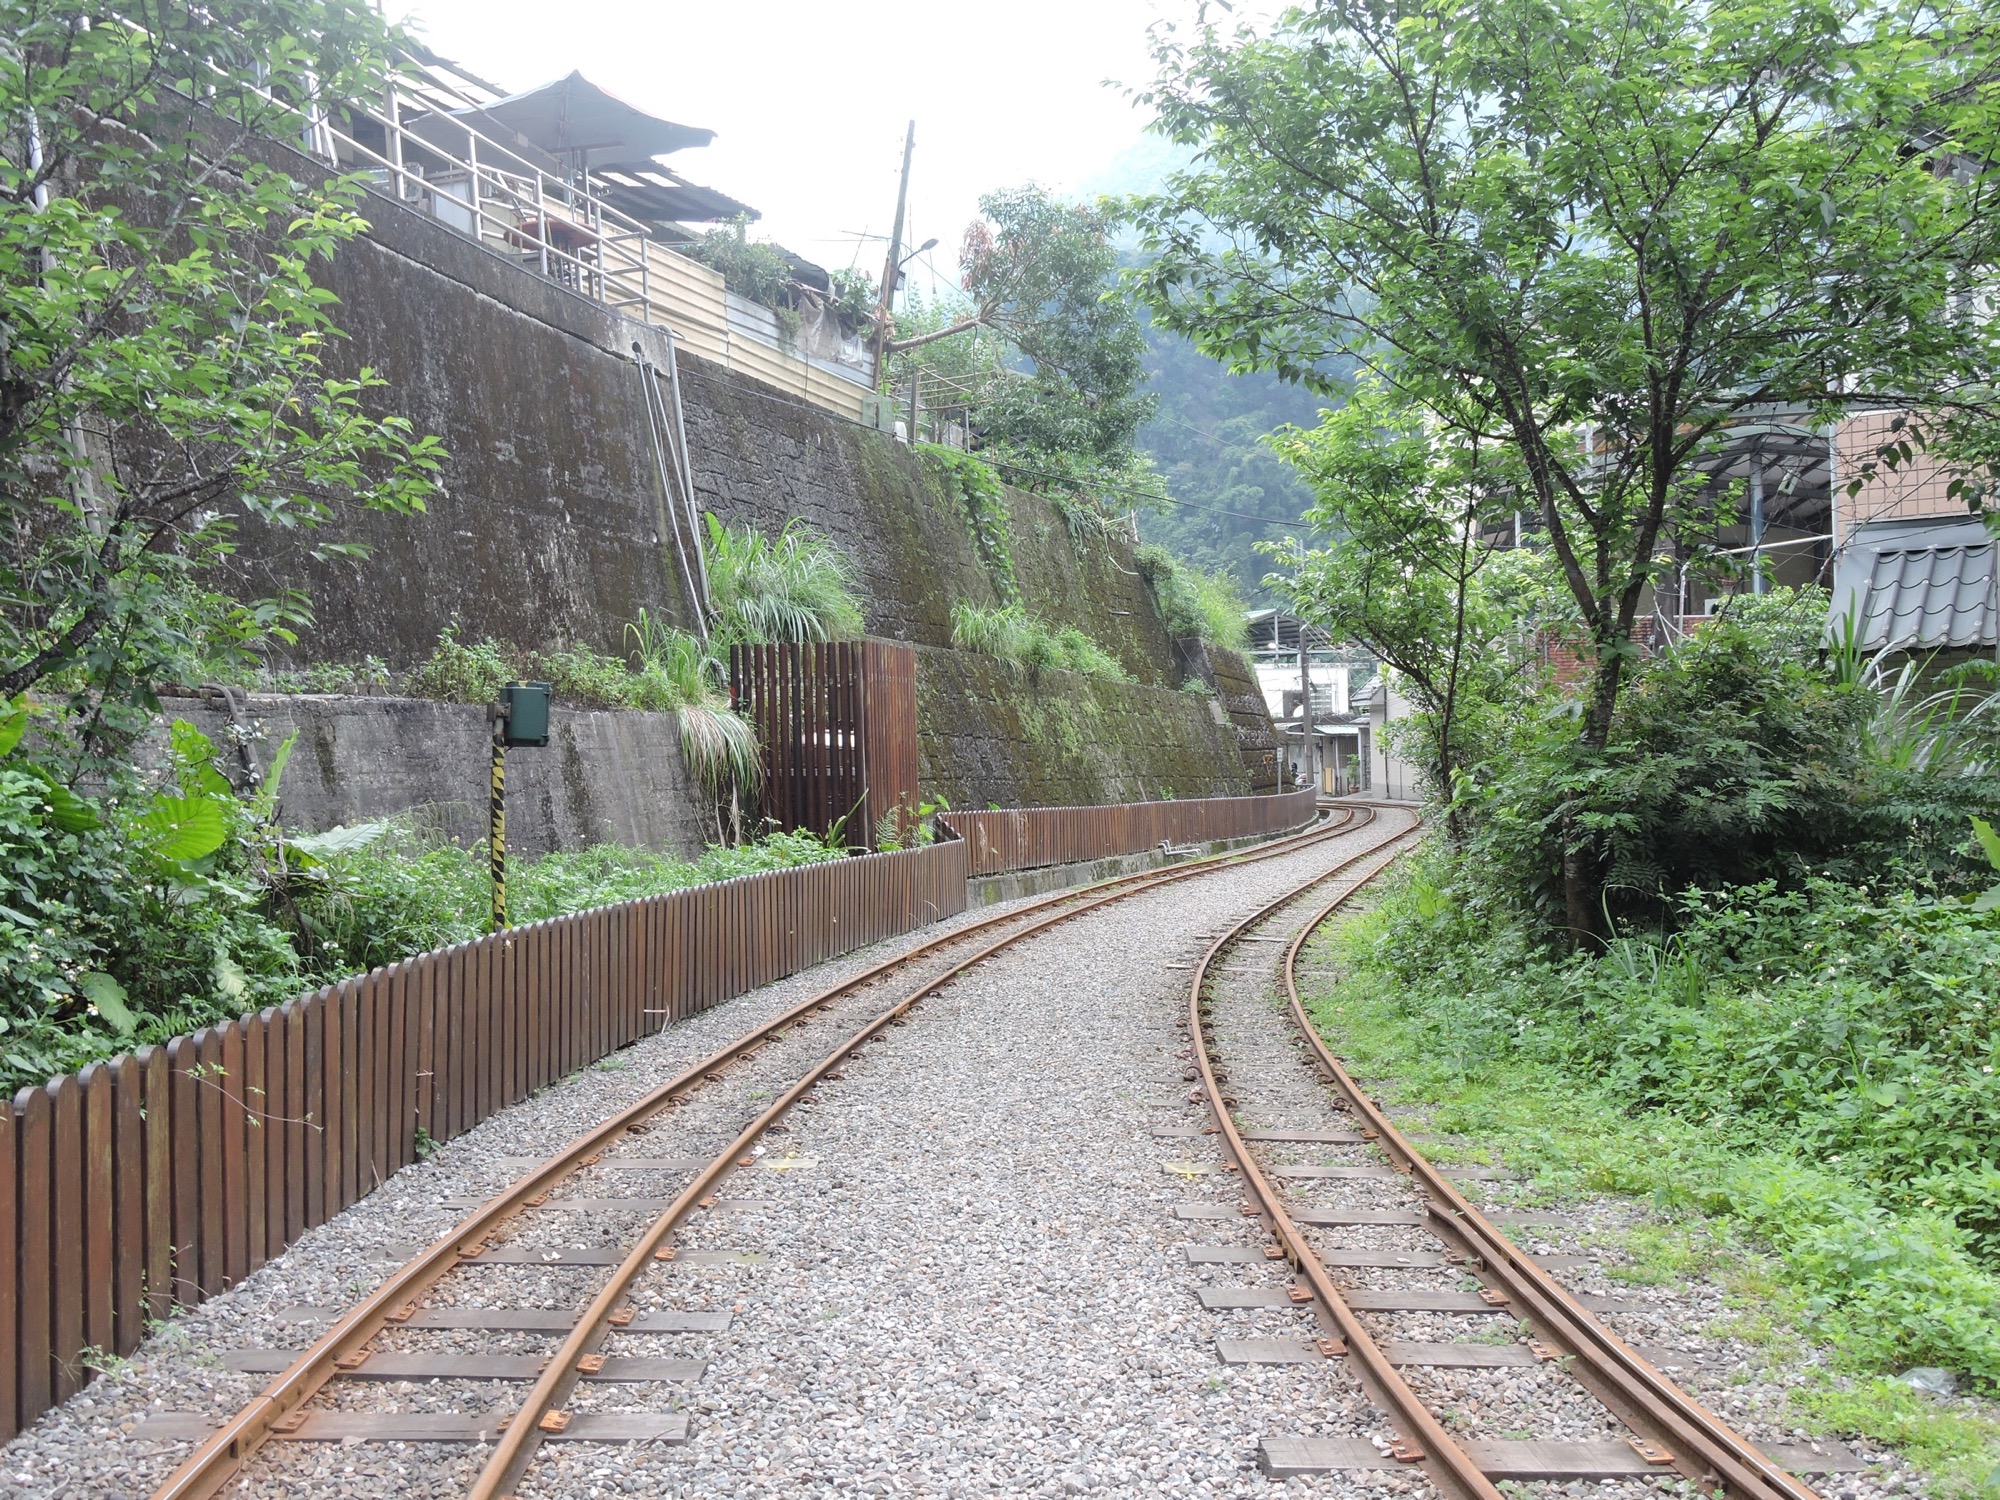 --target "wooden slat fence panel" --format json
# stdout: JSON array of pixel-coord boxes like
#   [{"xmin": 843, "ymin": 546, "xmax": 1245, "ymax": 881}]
[
  {"xmin": 0, "ymin": 834, "xmax": 968, "ymax": 1442},
  {"xmin": 940, "ymin": 787, "xmax": 1318, "ymax": 877},
  {"xmin": 729, "ymin": 638, "xmax": 920, "ymax": 850}
]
